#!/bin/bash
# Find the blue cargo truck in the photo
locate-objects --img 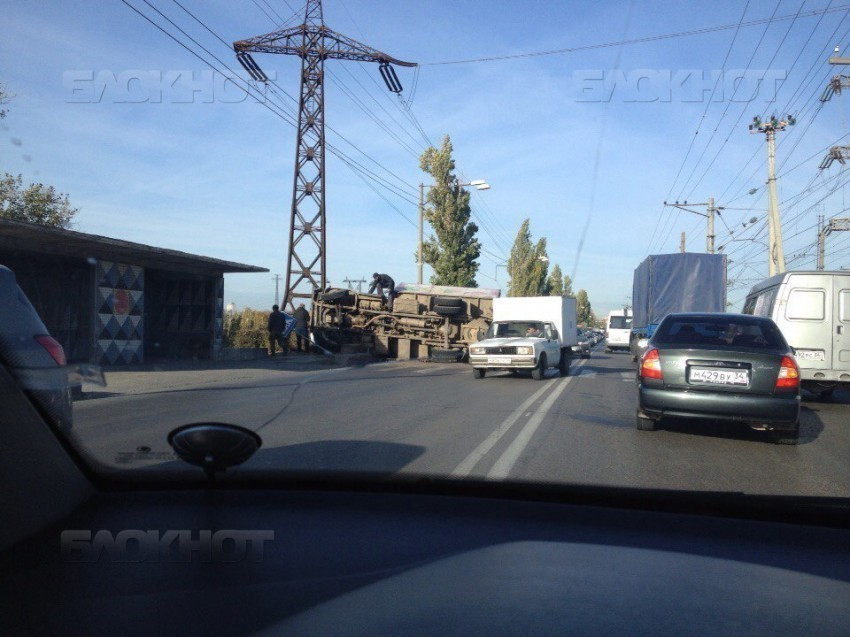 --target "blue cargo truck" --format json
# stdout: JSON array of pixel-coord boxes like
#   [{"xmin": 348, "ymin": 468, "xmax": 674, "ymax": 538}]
[{"xmin": 630, "ymin": 253, "xmax": 727, "ymax": 361}]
